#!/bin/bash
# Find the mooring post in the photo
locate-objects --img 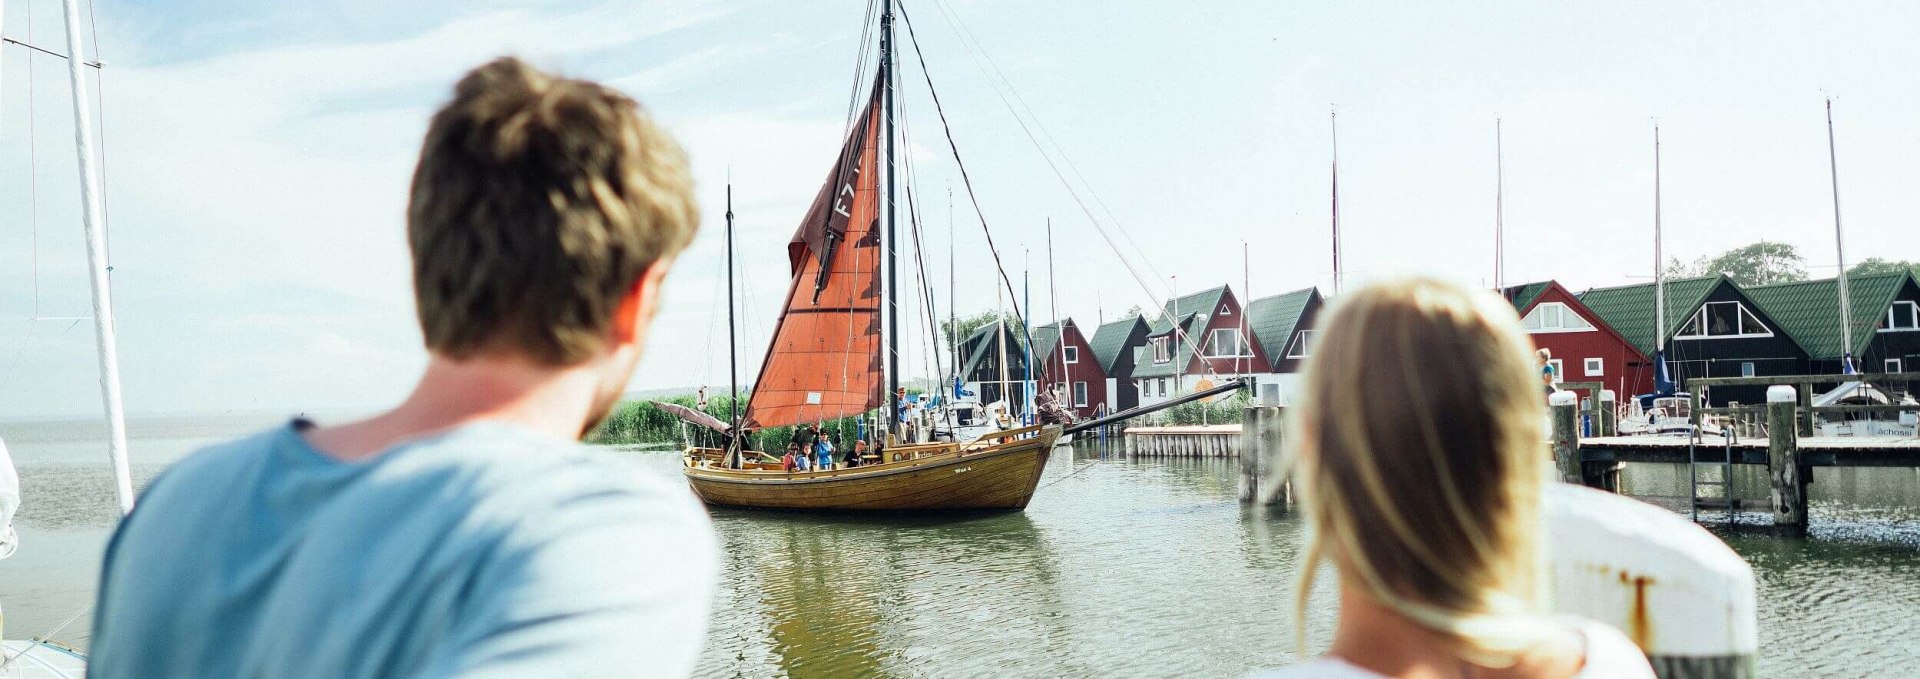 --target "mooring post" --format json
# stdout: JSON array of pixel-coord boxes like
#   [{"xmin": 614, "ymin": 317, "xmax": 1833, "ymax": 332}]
[
  {"xmin": 1599, "ymin": 390, "xmax": 1617, "ymax": 437},
  {"xmin": 1767, "ymin": 385, "xmax": 1808, "ymax": 533},
  {"xmin": 1550, "ymin": 391, "xmax": 1582, "ymax": 485},
  {"xmin": 1240, "ymin": 406, "xmax": 1286, "ymax": 505},
  {"xmin": 1795, "ymin": 384, "xmax": 1814, "ymax": 437}
]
